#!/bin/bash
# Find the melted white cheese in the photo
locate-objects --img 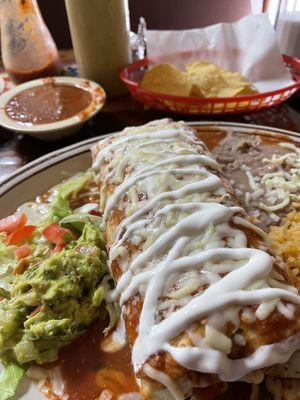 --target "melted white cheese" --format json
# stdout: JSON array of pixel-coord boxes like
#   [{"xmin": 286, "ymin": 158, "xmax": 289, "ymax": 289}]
[{"xmin": 143, "ymin": 365, "xmax": 183, "ymax": 400}]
